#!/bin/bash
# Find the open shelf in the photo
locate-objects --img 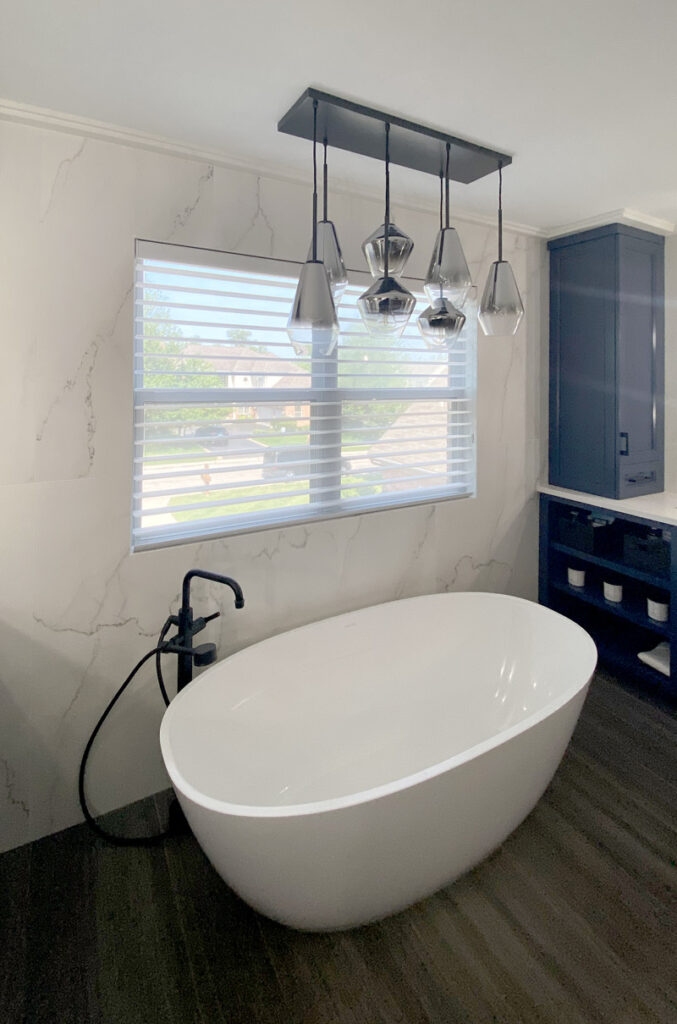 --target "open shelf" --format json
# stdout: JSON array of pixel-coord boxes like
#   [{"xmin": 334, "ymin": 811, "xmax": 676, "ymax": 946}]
[
  {"xmin": 550, "ymin": 541, "xmax": 669, "ymax": 587},
  {"xmin": 548, "ymin": 588, "xmax": 674, "ymax": 693},
  {"xmin": 593, "ymin": 632, "xmax": 670, "ymax": 689},
  {"xmin": 541, "ymin": 493, "xmax": 676, "ymax": 696},
  {"xmin": 551, "ymin": 579, "xmax": 669, "ymax": 636}
]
